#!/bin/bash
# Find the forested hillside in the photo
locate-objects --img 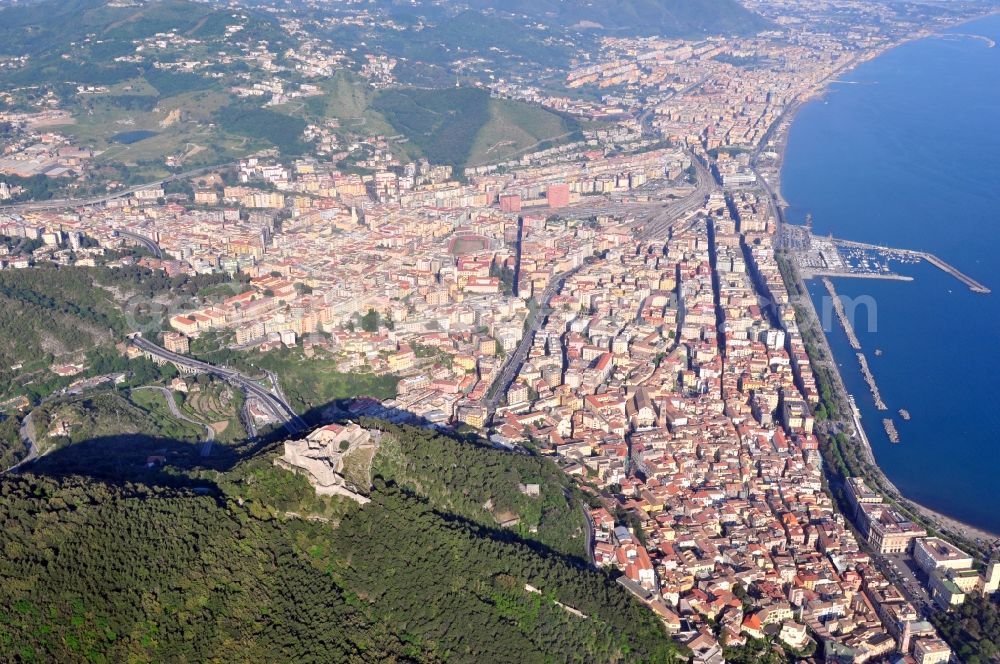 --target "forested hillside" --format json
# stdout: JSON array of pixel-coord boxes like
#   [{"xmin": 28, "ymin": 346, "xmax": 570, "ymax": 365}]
[
  {"xmin": 0, "ymin": 423, "xmax": 683, "ymax": 662},
  {"xmin": 0, "ymin": 263, "xmax": 242, "ymax": 400}
]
